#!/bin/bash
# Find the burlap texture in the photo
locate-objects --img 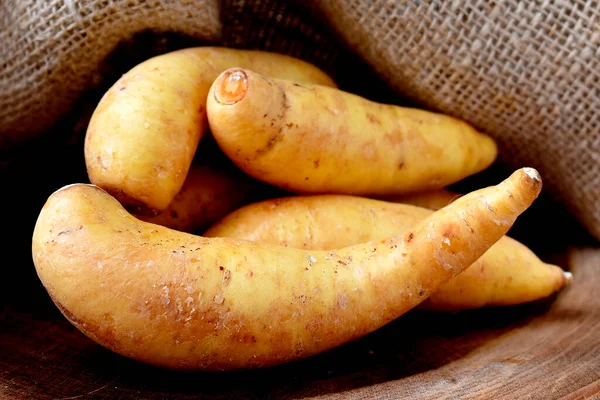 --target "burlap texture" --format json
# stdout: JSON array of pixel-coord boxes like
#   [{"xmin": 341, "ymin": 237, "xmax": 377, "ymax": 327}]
[
  {"xmin": 1, "ymin": 0, "xmax": 599, "ymax": 240},
  {"xmin": 0, "ymin": 0, "xmax": 221, "ymax": 146}
]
